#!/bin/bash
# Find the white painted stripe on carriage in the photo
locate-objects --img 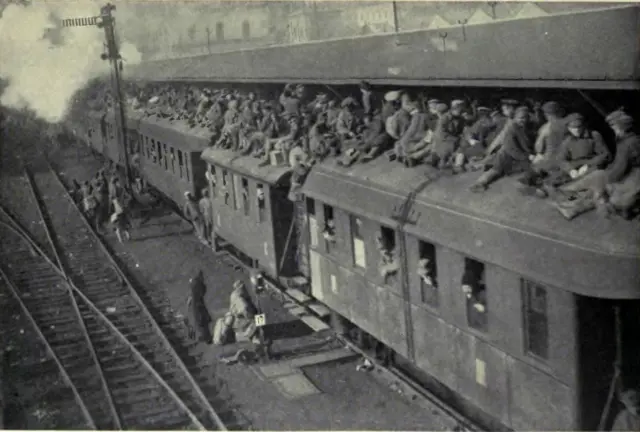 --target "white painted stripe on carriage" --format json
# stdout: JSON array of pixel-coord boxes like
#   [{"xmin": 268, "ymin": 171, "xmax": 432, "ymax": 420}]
[{"xmin": 312, "ymin": 170, "xmax": 638, "ymax": 258}]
